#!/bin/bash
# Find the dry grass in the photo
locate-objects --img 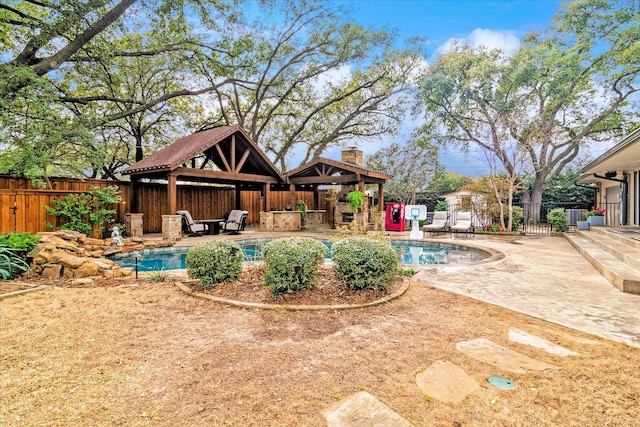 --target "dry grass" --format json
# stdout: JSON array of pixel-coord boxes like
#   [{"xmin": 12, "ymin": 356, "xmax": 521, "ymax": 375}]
[{"xmin": 1, "ymin": 277, "xmax": 639, "ymax": 426}]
